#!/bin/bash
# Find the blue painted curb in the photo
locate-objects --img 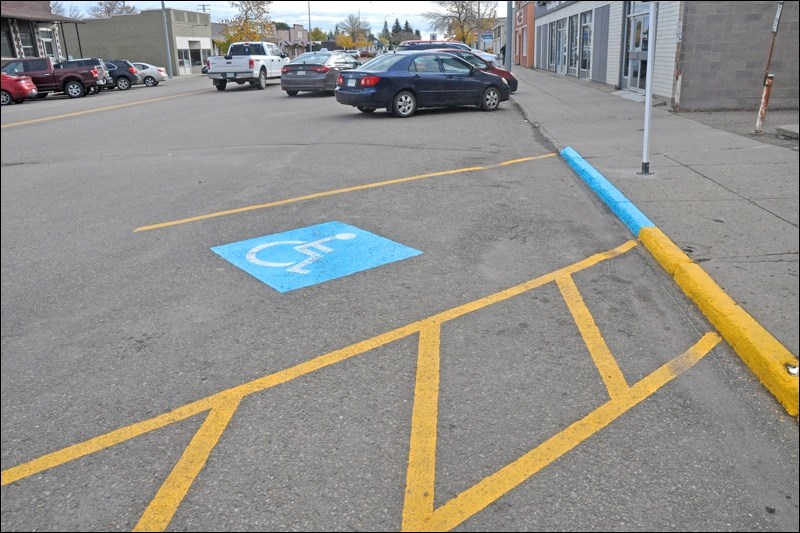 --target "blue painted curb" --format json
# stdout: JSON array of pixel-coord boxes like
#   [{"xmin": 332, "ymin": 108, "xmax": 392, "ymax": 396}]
[{"xmin": 560, "ymin": 147, "xmax": 654, "ymax": 236}]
